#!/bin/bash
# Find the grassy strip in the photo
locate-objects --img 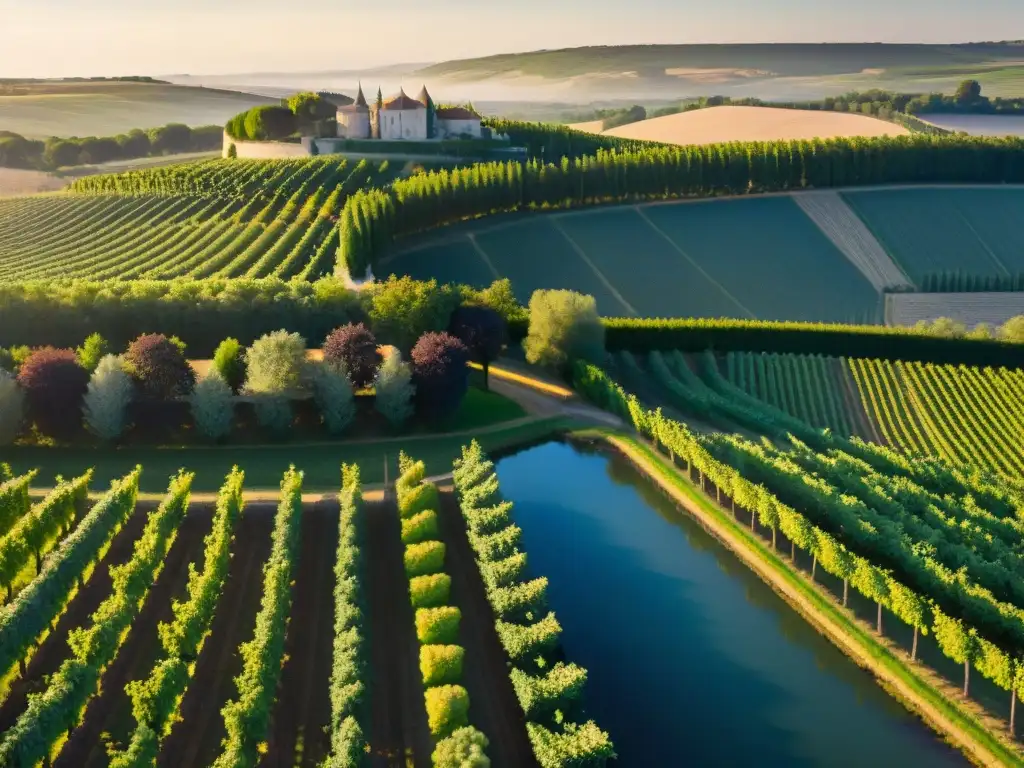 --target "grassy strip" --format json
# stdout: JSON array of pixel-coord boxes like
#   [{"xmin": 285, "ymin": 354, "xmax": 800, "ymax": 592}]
[
  {"xmin": 8, "ymin": 416, "xmax": 578, "ymax": 494},
  {"xmin": 600, "ymin": 430, "xmax": 1023, "ymax": 768}
]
